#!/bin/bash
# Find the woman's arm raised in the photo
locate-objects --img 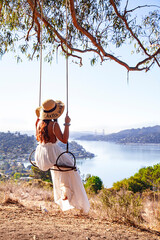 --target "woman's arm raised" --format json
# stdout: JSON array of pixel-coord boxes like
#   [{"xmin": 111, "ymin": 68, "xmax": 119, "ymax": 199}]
[{"xmin": 54, "ymin": 113, "xmax": 71, "ymax": 144}]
